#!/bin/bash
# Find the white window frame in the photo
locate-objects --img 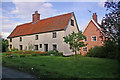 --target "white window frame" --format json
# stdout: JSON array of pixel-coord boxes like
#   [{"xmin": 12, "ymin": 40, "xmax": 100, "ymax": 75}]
[
  {"xmin": 91, "ymin": 36, "xmax": 97, "ymax": 41},
  {"xmin": 83, "ymin": 47, "xmax": 87, "ymax": 52}
]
